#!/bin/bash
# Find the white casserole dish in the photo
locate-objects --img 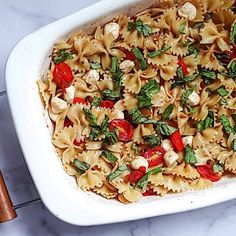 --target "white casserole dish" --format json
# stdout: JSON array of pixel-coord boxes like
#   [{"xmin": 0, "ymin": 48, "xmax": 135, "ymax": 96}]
[{"xmin": 5, "ymin": 0, "xmax": 236, "ymax": 226}]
